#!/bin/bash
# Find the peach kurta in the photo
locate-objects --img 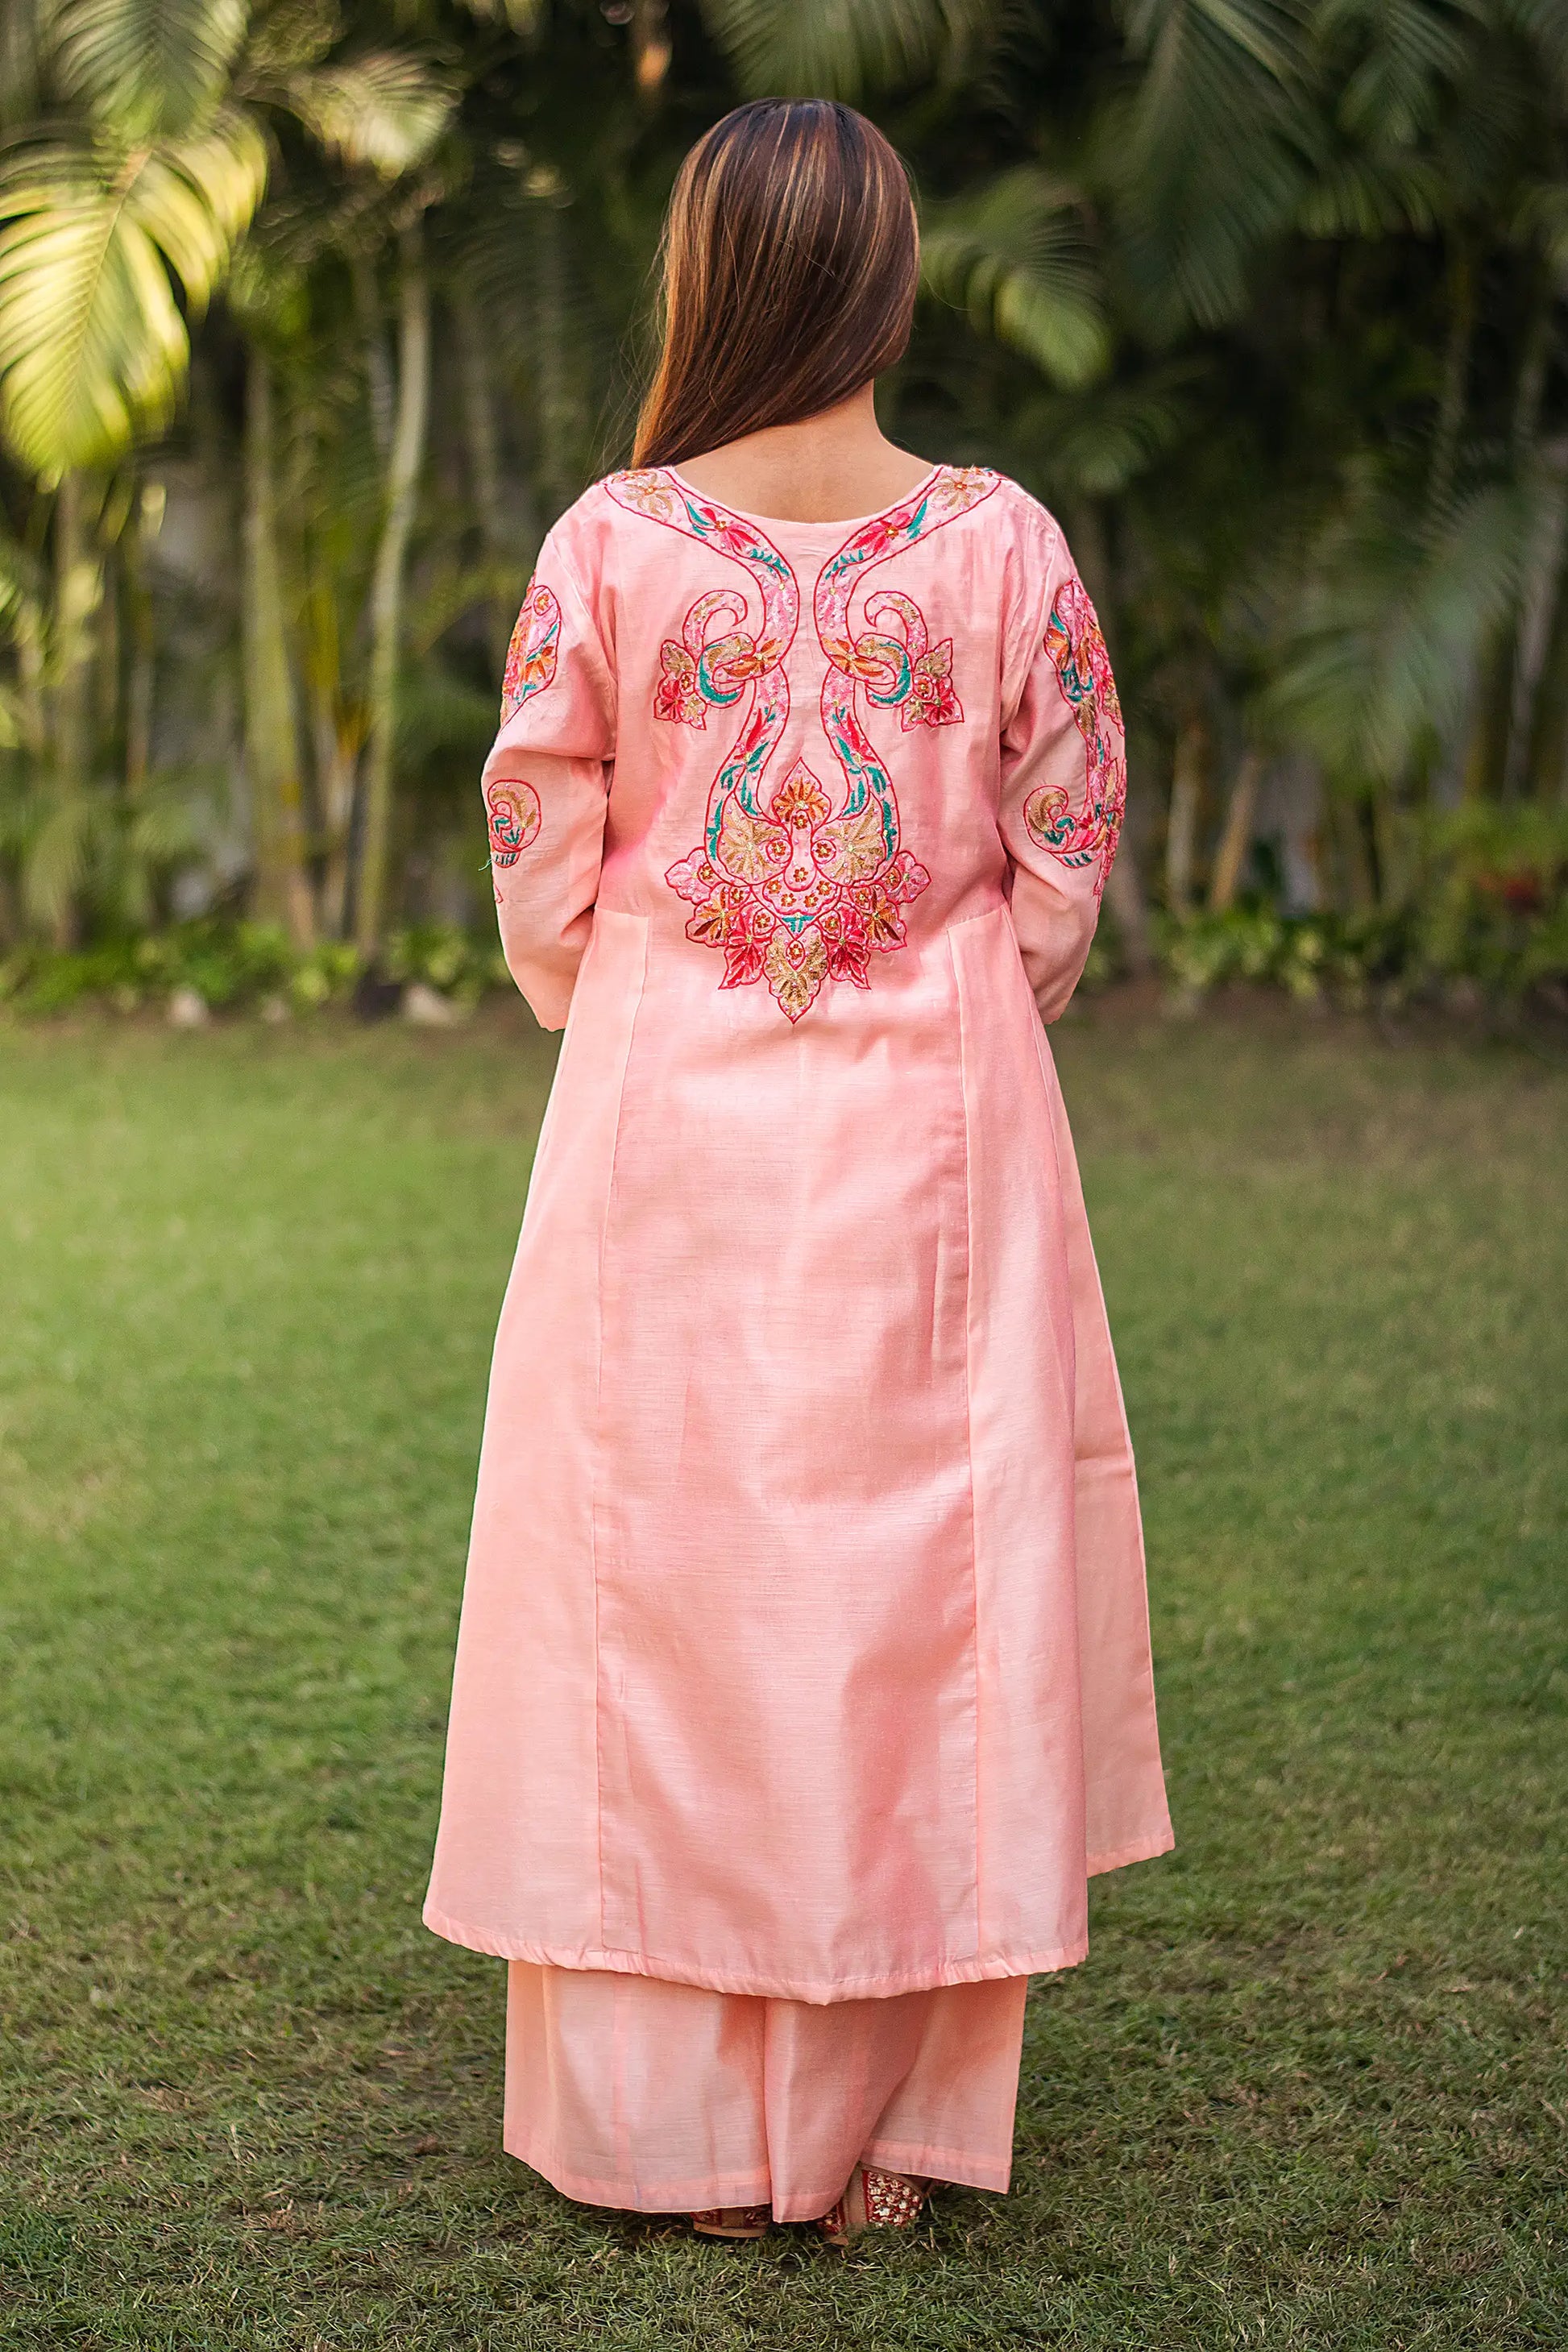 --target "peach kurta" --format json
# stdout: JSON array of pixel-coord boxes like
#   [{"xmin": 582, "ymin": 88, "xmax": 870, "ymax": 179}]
[{"xmin": 425, "ymin": 461, "xmax": 1172, "ymax": 2006}]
